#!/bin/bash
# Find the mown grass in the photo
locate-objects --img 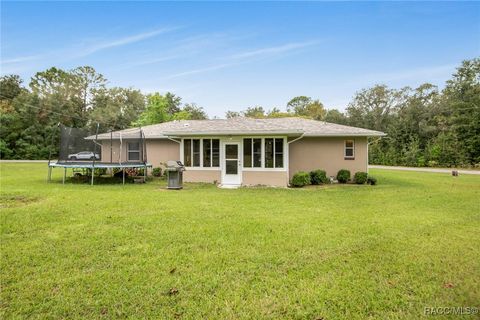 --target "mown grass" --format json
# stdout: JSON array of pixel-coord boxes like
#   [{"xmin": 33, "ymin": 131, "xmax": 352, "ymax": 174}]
[{"xmin": 1, "ymin": 163, "xmax": 479, "ymax": 319}]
